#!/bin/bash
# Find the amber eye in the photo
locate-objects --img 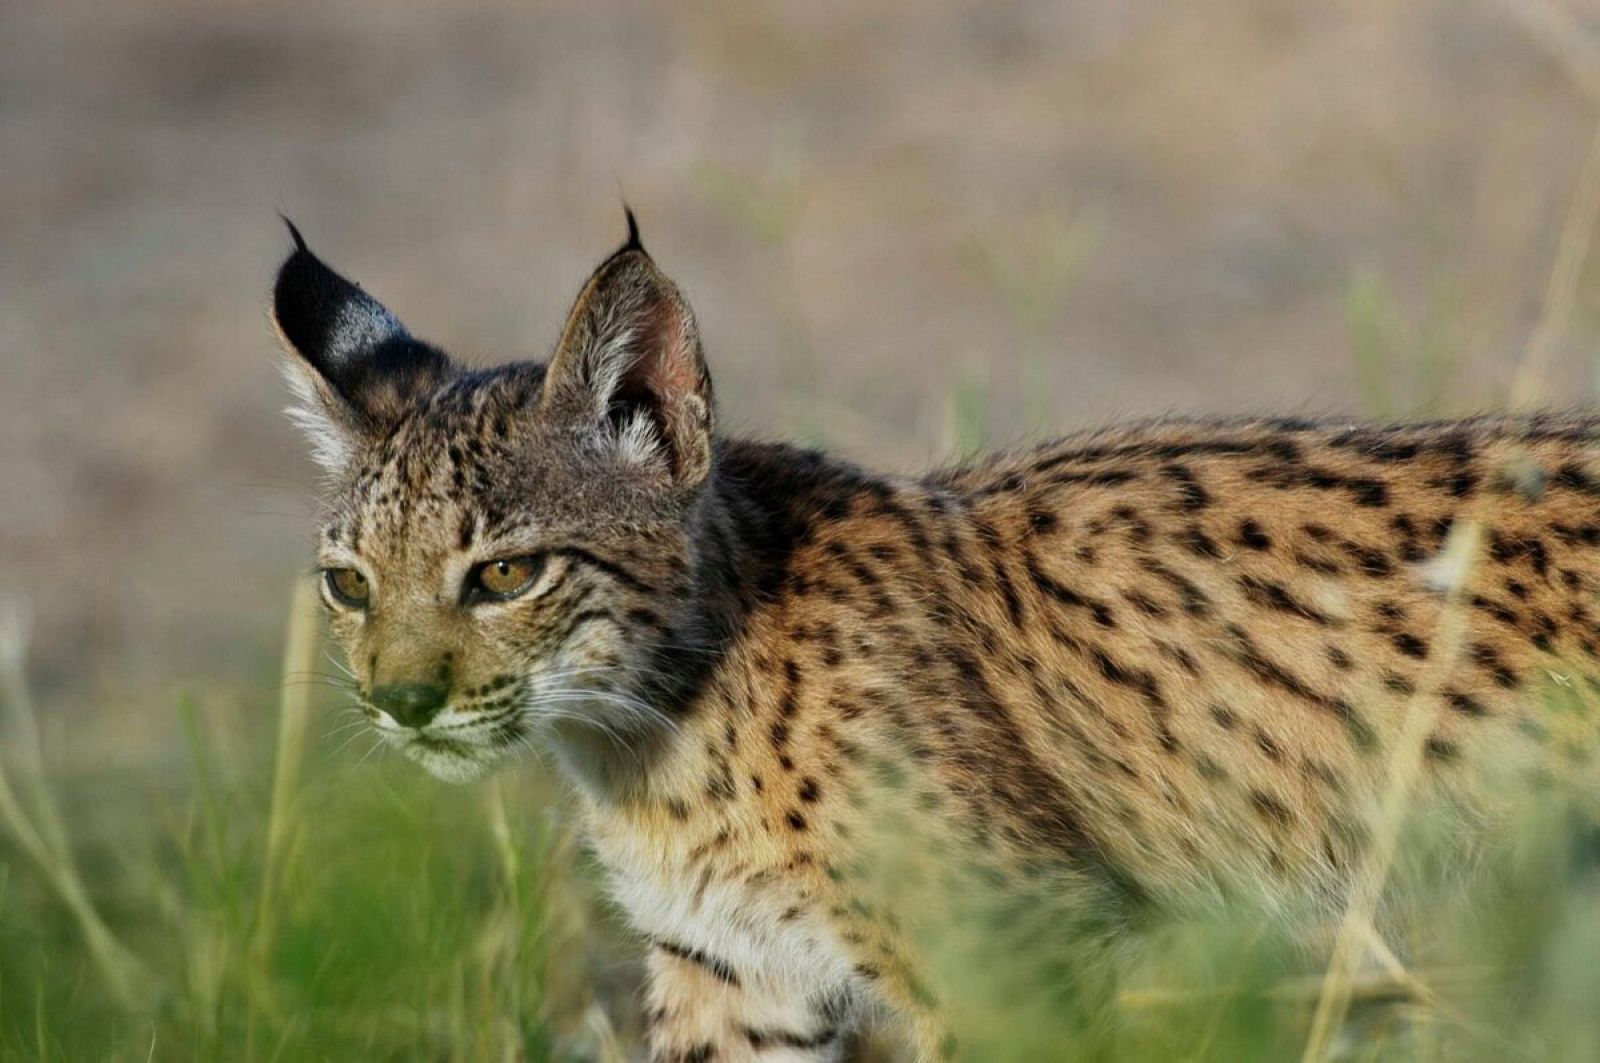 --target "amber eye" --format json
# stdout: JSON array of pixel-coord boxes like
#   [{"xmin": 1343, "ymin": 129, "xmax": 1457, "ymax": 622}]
[
  {"xmin": 467, "ymin": 556, "xmax": 545, "ymax": 603},
  {"xmin": 323, "ymin": 567, "xmax": 370, "ymax": 608}
]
